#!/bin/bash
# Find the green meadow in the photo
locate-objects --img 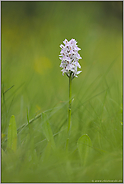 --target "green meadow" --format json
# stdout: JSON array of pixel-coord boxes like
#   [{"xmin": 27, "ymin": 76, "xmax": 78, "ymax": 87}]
[{"xmin": 1, "ymin": 1, "xmax": 123, "ymax": 182}]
